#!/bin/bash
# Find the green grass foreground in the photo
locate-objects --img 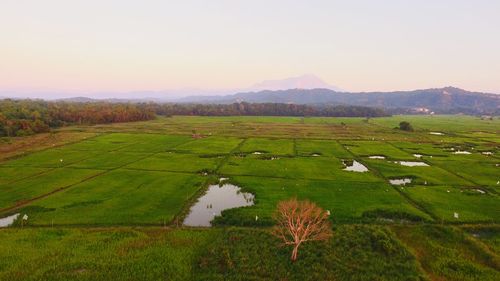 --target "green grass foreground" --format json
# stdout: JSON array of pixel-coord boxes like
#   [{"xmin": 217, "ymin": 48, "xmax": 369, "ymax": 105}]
[{"xmin": 0, "ymin": 225, "xmax": 498, "ymax": 281}]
